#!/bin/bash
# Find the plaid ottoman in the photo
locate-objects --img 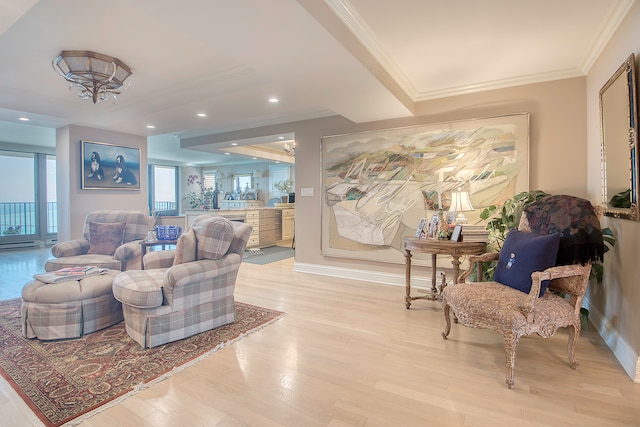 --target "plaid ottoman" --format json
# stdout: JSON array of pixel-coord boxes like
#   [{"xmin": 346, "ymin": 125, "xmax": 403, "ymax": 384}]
[{"xmin": 21, "ymin": 270, "xmax": 123, "ymax": 340}]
